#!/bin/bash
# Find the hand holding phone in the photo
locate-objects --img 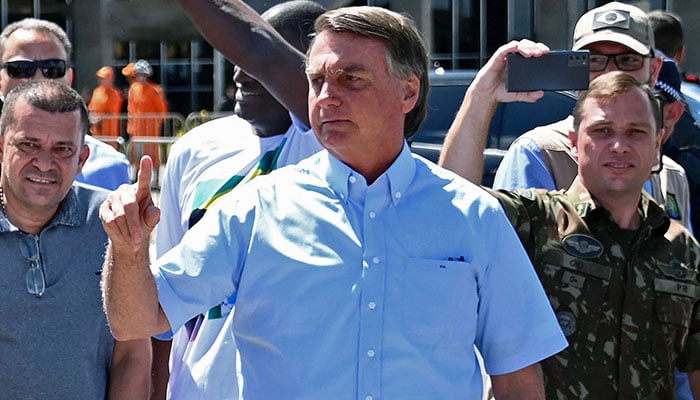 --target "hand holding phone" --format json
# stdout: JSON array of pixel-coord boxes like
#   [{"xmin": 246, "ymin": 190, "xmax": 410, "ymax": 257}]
[{"xmin": 506, "ymin": 50, "xmax": 590, "ymax": 92}]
